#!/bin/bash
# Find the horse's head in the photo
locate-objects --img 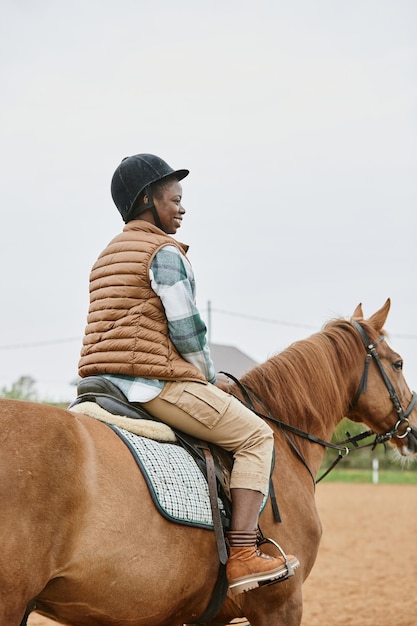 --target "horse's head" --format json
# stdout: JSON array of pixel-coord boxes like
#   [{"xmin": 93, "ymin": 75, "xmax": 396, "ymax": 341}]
[{"xmin": 348, "ymin": 298, "xmax": 417, "ymax": 457}]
